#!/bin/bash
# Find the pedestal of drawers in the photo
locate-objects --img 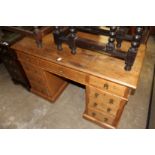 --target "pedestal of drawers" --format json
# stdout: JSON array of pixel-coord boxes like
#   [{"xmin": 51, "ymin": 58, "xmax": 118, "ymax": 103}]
[
  {"xmin": 17, "ymin": 52, "xmax": 68, "ymax": 102},
  {"xmin": 84, "ymin": 85, "xmax": 128, "ymax": 128}
]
